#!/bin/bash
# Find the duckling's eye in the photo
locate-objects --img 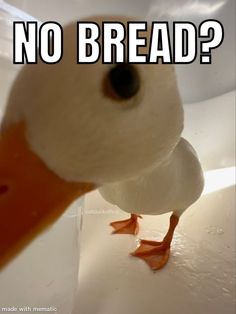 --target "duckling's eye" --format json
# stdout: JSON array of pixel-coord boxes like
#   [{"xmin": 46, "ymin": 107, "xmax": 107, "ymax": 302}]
[{"xmin": 105, "ymin": 64, "xmax": 140, "ymax": 100}]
